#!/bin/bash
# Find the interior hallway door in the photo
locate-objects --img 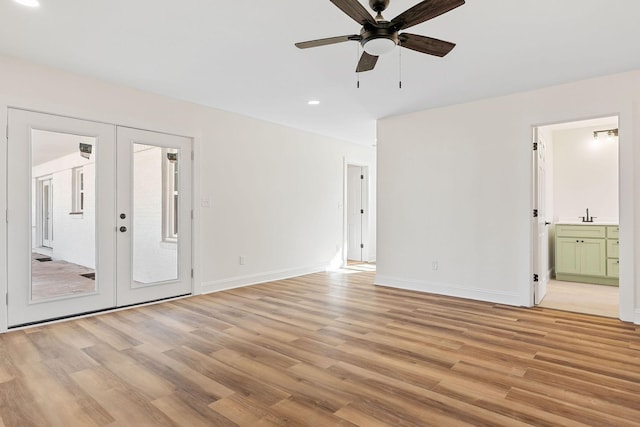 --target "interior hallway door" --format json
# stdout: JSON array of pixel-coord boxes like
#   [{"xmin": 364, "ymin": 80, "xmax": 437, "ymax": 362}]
[
  {"xmin": 533, "ymin": 128, "xmax": 549, "ymax": 304},
  {"xmin": 347, "ymin": 165, "xmax": 363, "ymax": 261}
]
